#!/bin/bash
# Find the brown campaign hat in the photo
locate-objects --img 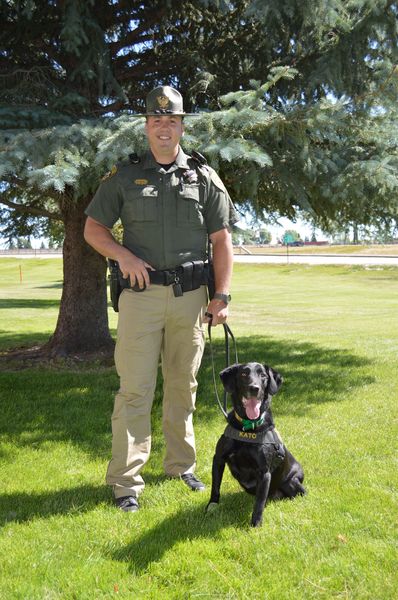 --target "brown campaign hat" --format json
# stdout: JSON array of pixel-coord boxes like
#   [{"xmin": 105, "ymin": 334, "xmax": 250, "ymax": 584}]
[{"xmin": 139, "ymin": 86, "xmax": 199, "ymax": 116}]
